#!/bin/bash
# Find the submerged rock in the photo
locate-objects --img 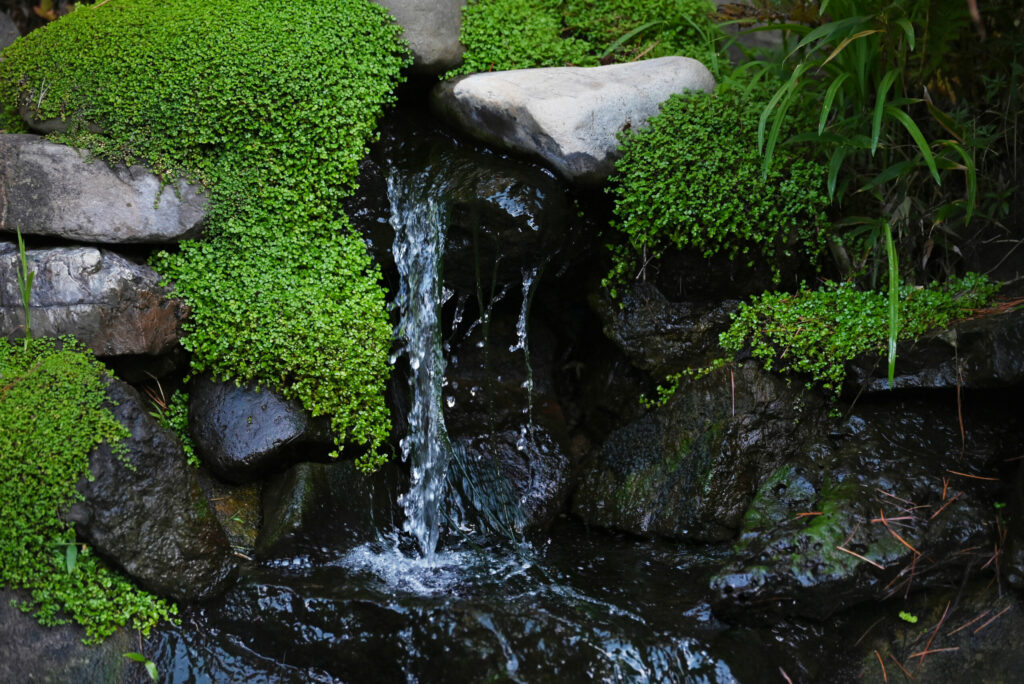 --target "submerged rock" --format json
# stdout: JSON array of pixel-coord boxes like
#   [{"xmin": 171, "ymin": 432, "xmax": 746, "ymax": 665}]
[
  {"xmin": 0, "ymin": 588, "xmax": 136, "ymax": 683},
  {"xmin": 0, "ymin": 134, "xmax": 207, "ymax": 243},
  {"xmin": 451, "ymin": 426, "xmax": 571, "ymax": 534},
  {"xmin": 846, "ymin": 307, "xmax": 1024, "ymax": 393},
  {"xmin": 710, "ymin": 397, "xmax": 1018, "ymax": 619},
  {"xmin": 68, "ymin": 379, "xmax": 236, "ymax": 602},
  {"xmin": 0, "ymin": 242, "xmax": 186, "ymax": 355},
  {"xmin": 432, "ymin": 56, "xmax": 715, "ymax": 184},
  {"xmin": 189, "ymin": 375, "xmax": 333, "ymax": 484},
  {"xmin": 572, "ymin": 364, "xmax": 825, "ymax": 542},
  {"xmin": 591, "ymin": 281, "xmax": 739, "ymax": 376},
  {"xmin": 374, "ymin": 0, "xmax": 464, "ymax": 74}
]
